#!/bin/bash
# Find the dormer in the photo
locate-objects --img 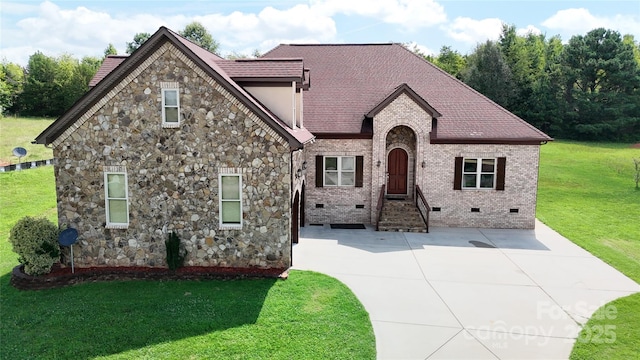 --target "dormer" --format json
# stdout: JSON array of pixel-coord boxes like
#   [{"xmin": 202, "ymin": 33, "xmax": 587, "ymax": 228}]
[{"xmin": 217, "ymin": 58, "xmax": 309, "ymax": 130}]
